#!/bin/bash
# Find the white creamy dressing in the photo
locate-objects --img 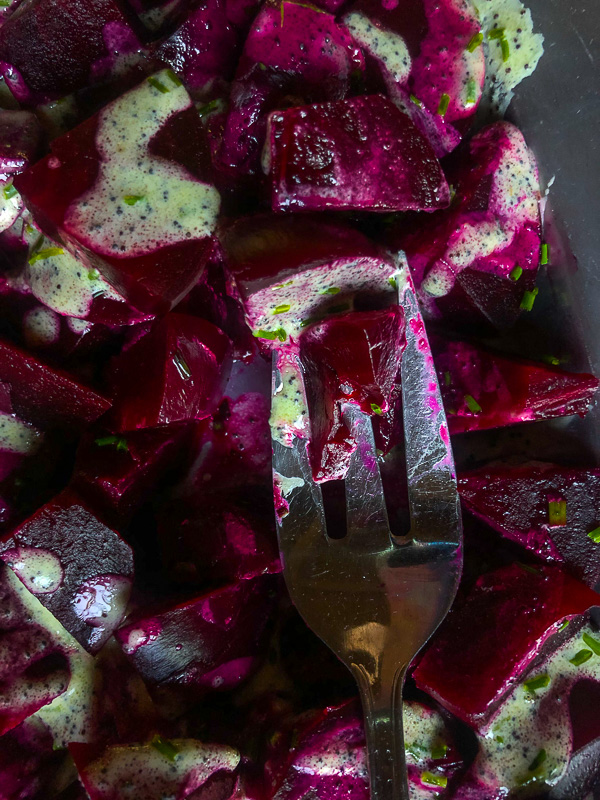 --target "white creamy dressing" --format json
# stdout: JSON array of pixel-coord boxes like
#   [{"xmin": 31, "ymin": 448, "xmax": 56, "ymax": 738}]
[
  {"xmin": 270, "ymin": 357, "xmax": 310, "ymax": 447},
  {"xmin": 64, "ymin": 69, "xmax": 220, "ymax": 258},
  {"xmin": 490, "ymin": 123, "xmax": 540, "ymax": 223},
  {"xmin": 2, "ymin": 546, "xmax": 63, "ymax": 593},
  {"xmin": 22, "ymin": 306, "xmax": 62, "ymax": 347},
  {"xmin": 342, "ymin": 12, "xmax": 412, "ymax": 85},
  {"xmin": 0, "ymin": 411, "xmax": 42, "ymax": 454},
  {"xmin": 0, "ymin": 179, "xmax": 22, "ymax": 232}
]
